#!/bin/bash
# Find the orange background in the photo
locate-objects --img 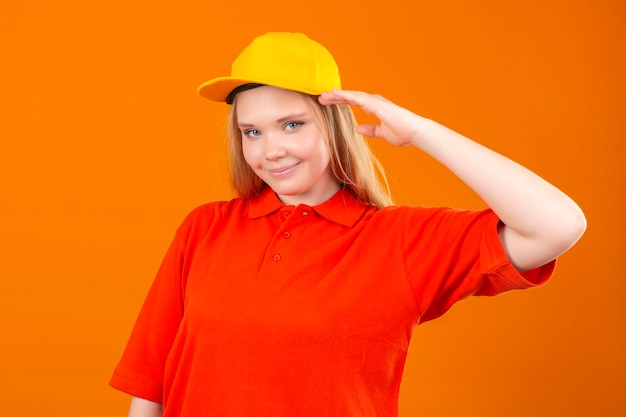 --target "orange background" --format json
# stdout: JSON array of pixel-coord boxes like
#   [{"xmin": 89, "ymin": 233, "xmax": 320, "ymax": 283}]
[{"xmin": 1, "ymin": 0, "xmax": 624, "ymax": 416}]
